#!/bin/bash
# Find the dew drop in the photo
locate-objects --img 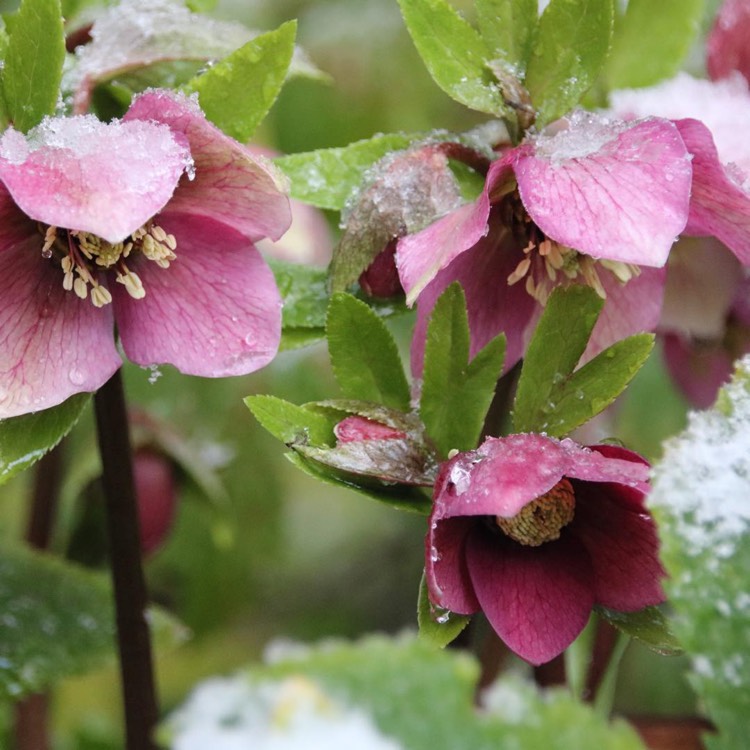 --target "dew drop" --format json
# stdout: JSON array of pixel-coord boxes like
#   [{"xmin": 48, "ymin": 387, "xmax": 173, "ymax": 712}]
[
  {"xmin": 41, "ymin": 248, "xmax": 53, "ymax": 259},
  {"xmin": 244, "ymin": 333, "xmax": 254, "ymax": 346},
  {"xmin": 68, "ymin": 368, "xmax": 85, "ymax": 385}
]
